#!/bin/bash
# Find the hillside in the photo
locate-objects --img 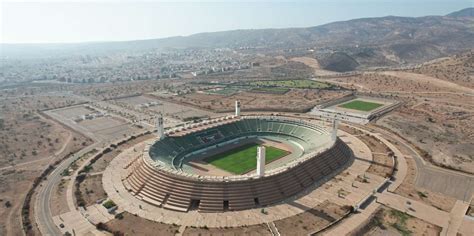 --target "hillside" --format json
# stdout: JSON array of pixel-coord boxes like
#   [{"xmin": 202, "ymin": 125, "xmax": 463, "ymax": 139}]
[
  {"xmin": 2, "ymin": 8, "xmax": 473, "ymax": 68},
  {"xmin": 447, "ymin": 7, "xmax": 474, "ymax": 17}
]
